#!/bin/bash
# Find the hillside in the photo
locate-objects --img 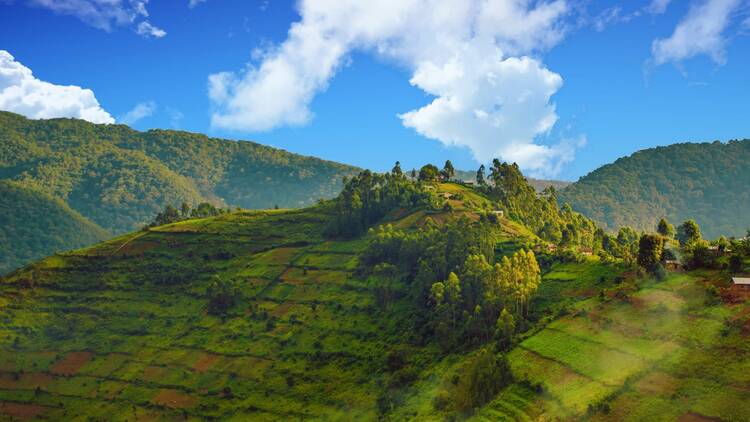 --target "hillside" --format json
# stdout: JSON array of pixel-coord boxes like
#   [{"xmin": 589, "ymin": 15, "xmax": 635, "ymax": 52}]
[
  {"xmin": 559, "ymin": 140, "xmax": 750, "ymax": 238},
  {"xmin": 1, "ymin": 177, "xmax": 748, "ymax": 421},
  {"xmin": 0, "ymin": 181, "xmax": 109, "ymax": 274},
  {"xmin": 0, "ymin": 111, "xmax": 359, "ymax": 272}
]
